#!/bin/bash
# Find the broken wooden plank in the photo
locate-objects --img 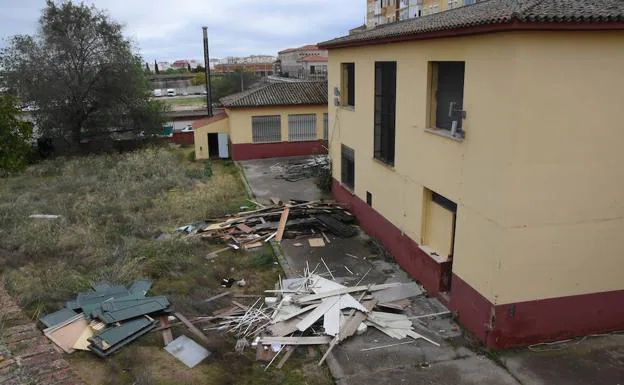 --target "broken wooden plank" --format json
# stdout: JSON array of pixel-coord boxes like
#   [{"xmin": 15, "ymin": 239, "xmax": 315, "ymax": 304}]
[
  {"xmin": 406, "ymin": 330, "xmax": 440, "ymax": 347},
  {"xmin": 267, "ymin": 318, "xmax": 300, "ymax": 337},
  {"xmin": 174, "ymin": 312, "xmax": 210, "ymax": 346},
  {"xmin": 276, "ymin": 346, "xmax": 295, "ymax": 369},
  {"xmin": 360, "ymin": 340, "xmax": 417, "ymax": 352},
  {"xmin": 296, "ymin": 297, "xmax": 340, "ymax": 332},
  {"xmin": 295, "ymin": 282, "xmax": 402, "ymax": 303},
  {"xmin": 231, "ymin": 300, "xmax": 250, "ymax": 311},
  {"xmin": 270, "ymin": 197, "xmax": 282, "ymax": 205},
  {"xmin": 258, "ymin": 336, "xmax": 332, "ymax": 345},
  {"xmin": 271, "ymin": 303, "xmax": 318, "ymax": 324},
  {"xmin": 321, "ymin": 232, "xmax": 331, "ymax": 244},
  {"xmin": 338, "ymin": 300, "xmax": 377, "ymax": 342},
  {"xmin": 205, "ymin": 247, "xmax": 231, "ymax": 260},
  {"xmin": 159, "ymin": 316, "xmax": 173, "ymax": 346},
  {"xmin": 244, "ymin": 241, "xmax": 263, "ymax": 250},
  {"xmin": 237, "ymin": 223, "xmax": 254, "ymax": 233},
  {"xmin": 275, "ymin": 207, "xmax": 290, "ymax": 242},
  {"xmin": 204, "ymin": 291, "xmax": 231, "ymax": 303},
  {"xmin": 371, "ymin": 282, "xmax": 423, "ymax": 303}
]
